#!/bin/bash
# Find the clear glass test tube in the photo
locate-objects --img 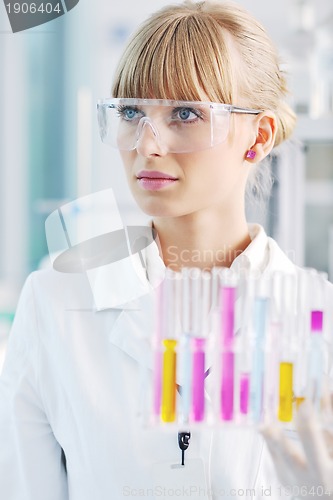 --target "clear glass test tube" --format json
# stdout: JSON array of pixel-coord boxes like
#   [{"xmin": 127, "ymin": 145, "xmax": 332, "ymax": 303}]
[
  {"xmin": 161, "ymin": 339, "xmax": 177, "ymax": 422},
  {"xmin": 277, "ymin": 273, "xmax": 297, "ymax": 423},
  {"xmin": 220, "ymin": 283, "xmax": 236, "ymax": 422},
  {"xmin": 191, "ymin": 337, "xmax": 206, "ymax": 421},
  {"xmin": 239, "ymin": 372, "xmax": 250, "ymax": 415},
  {"xmin": 153, "ymin": 282, "xmax": 164, "ymax": 418},
  {"xmin": 278, "ymin": 362, "xmax": 293, "ymax": 422},
  {"xmin": 293, "ymin": 270, "xmax": 309, "ymax": 412},
  {"xmin": 251, "ymin": 288, "xmax": 269, "ymax": 424},
  {"xmin": 178, "ymin": 333, "xmax": 192, "ymax": 423},
  {"xmin": 160, "ymin": 269, "xmax": 178, "ymax": 423},
  {"xmin": 308, "ymin": 310, "xmax": 324, "ymax": 412},
  {"xmin": 236, "ymin": 273, "xmax": 255, "ymax": 422},
  {"xmin": 178, "ymin": 268, "xmax": 192, "ymax": 423}
]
